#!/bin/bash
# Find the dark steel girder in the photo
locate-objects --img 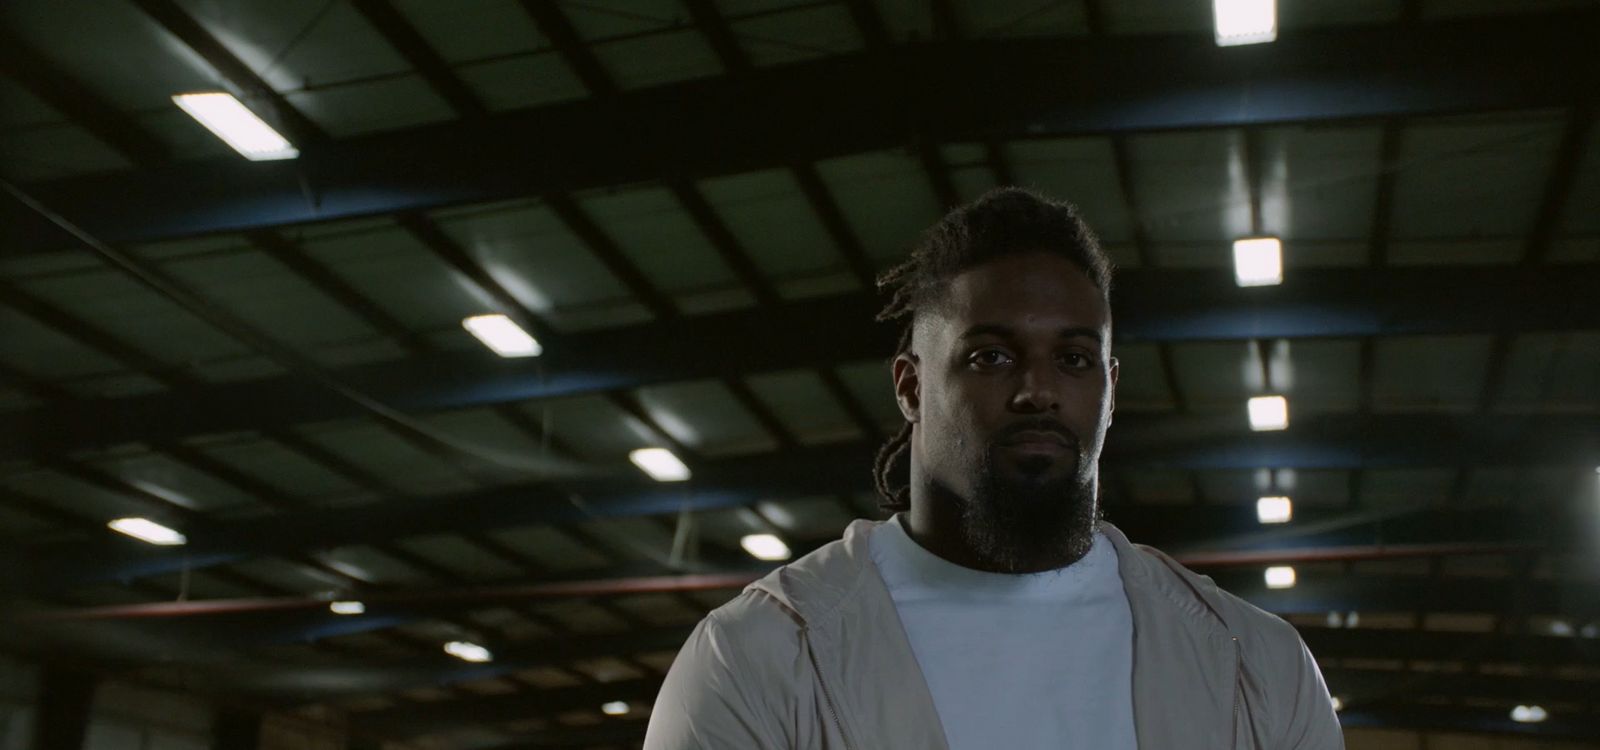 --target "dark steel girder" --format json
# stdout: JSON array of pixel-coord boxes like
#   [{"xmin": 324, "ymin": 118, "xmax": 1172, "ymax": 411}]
[
  {"xmin": 11, "ymin": 466, "xmax": 1593, "ymax": 600},
  {"xmin": 4, "ymin": 264, "xmax": 1595, "ymax": 463},
  {"xmin": 4, "ymin": 11, "xmax": 1596, "ymax": 253}
]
